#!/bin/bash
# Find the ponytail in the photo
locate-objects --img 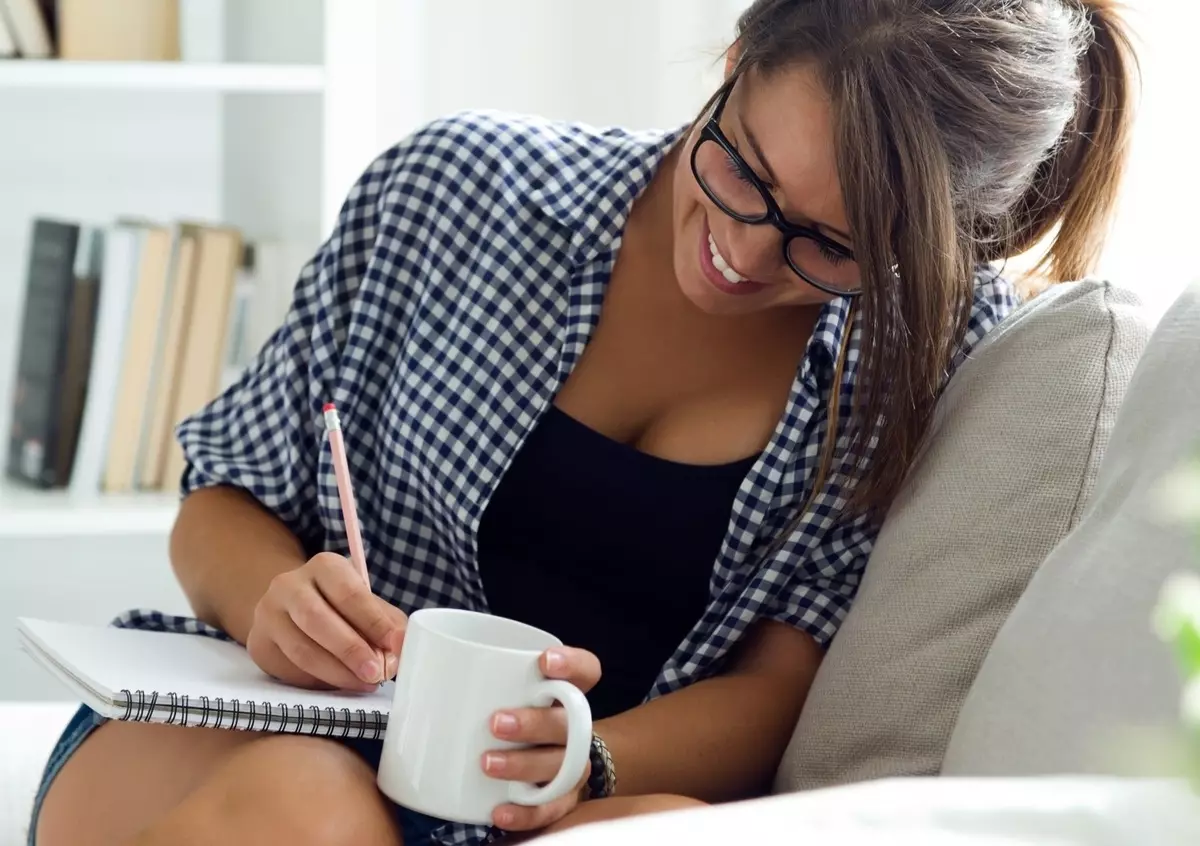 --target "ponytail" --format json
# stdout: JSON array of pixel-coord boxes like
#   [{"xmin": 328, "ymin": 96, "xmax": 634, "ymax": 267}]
[{"xmin": 1004, "ymin": 0, "xmax": 1137, "ymax": 282}]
